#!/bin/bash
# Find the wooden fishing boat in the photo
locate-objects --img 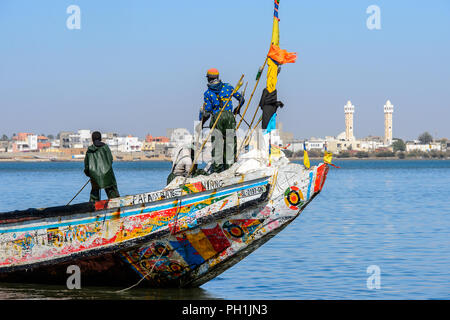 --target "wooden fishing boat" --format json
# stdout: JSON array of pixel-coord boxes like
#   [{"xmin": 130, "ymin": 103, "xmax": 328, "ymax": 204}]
[
  {"xmin": 0, "ymin": 154, "xmax": 328, "ymax": 287},
  {"xmin": 0, "ymin": 0, "xmax": 329, "ymax": 288}
]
